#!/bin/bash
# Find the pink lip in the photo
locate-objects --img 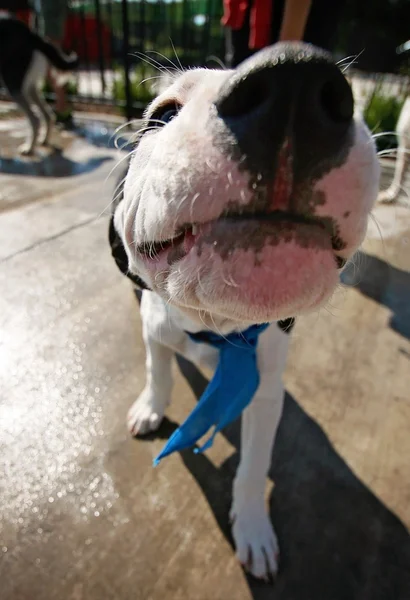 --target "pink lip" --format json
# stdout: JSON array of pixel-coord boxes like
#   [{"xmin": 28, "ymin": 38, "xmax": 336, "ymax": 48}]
[
  {"xmin": 136, "ymin": 226, "xmax": 198, "ymax": 263},
  {"xmin": 138, "ymin": 212, "xmax": 341, "ymax": 271}
]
